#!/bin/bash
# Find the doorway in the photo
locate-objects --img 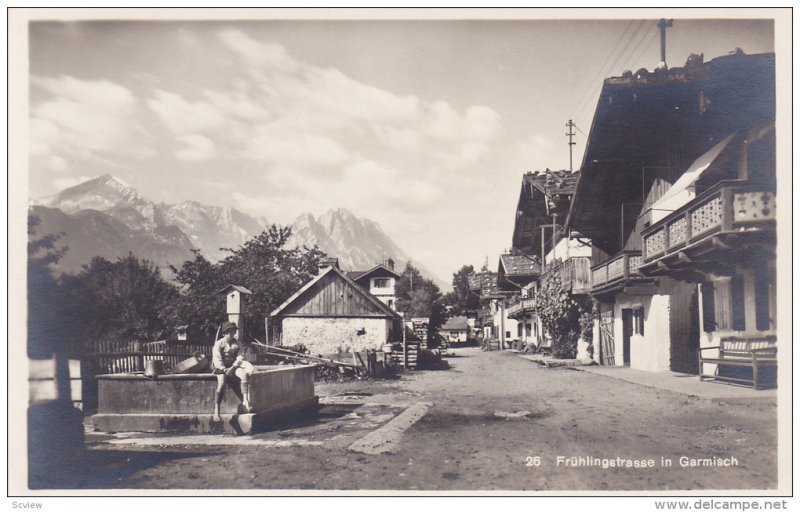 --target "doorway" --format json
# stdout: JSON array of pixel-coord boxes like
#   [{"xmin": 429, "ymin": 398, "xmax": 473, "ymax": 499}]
[
  {"xmin": 599, "ymin": 305, "xmax": 615, "ymax": 365},
  {"xmin": 669, "ymin": 284, "xmax": 700, "ymax": 374},
  {"xmin": 621, "ymin": 309, "xmax": 632, "ymax": 366}
]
